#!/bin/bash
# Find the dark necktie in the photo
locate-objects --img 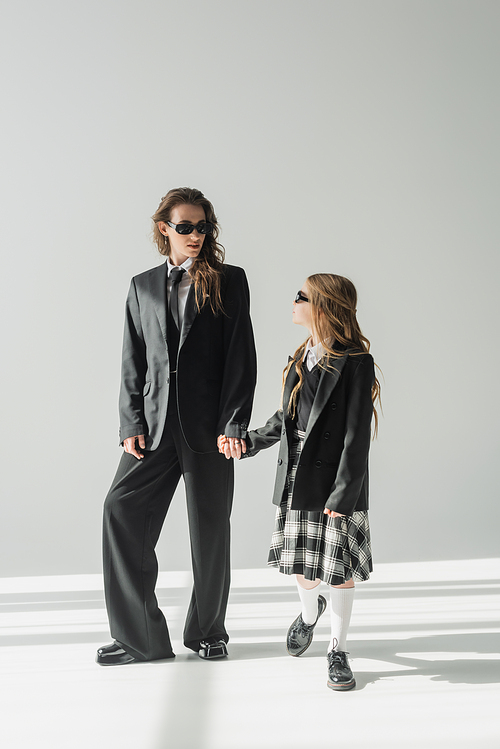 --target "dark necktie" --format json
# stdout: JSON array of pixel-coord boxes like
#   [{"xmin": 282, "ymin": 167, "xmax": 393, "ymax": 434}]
[
  {"xmin": 169, "ymin": 268, "xmax": 185, "ymax": 330},
  {"xmin": 167, "ymin": 268, "xmax": 185, "ymax": 369}
]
